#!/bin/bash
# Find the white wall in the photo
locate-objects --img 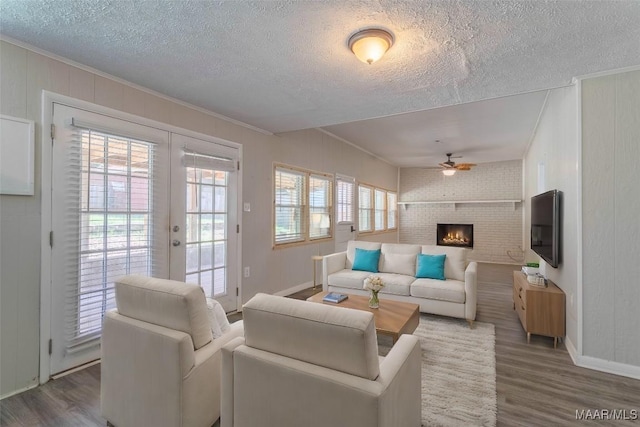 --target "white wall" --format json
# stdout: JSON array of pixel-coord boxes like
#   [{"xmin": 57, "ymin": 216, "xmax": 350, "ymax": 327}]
[
  {"xmin": 581, "ymin": 70, "xmax": 640, "ymax": 369},
  {"xmin": 523, "ymin": 86, "xmax": 579, "ymax": 352},
  {"xmin": 399, "ymin": 161, "xmax": 523, "ymax": 264},
  {"xmin": 0, "ymin": 40, "xmax": 397, "ymax": 396}
]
